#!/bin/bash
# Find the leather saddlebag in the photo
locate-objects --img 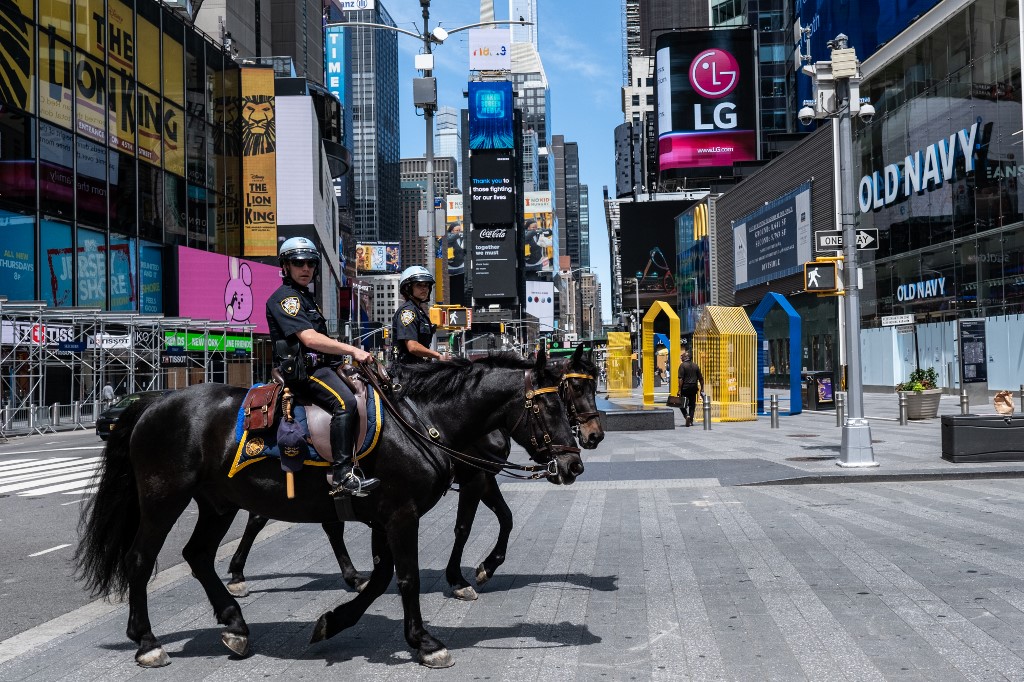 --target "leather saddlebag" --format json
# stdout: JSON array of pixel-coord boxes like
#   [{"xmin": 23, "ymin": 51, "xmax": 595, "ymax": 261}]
[{"xmin": 243, "ymin": 383, "xmax": 283, "ymax": 431}]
